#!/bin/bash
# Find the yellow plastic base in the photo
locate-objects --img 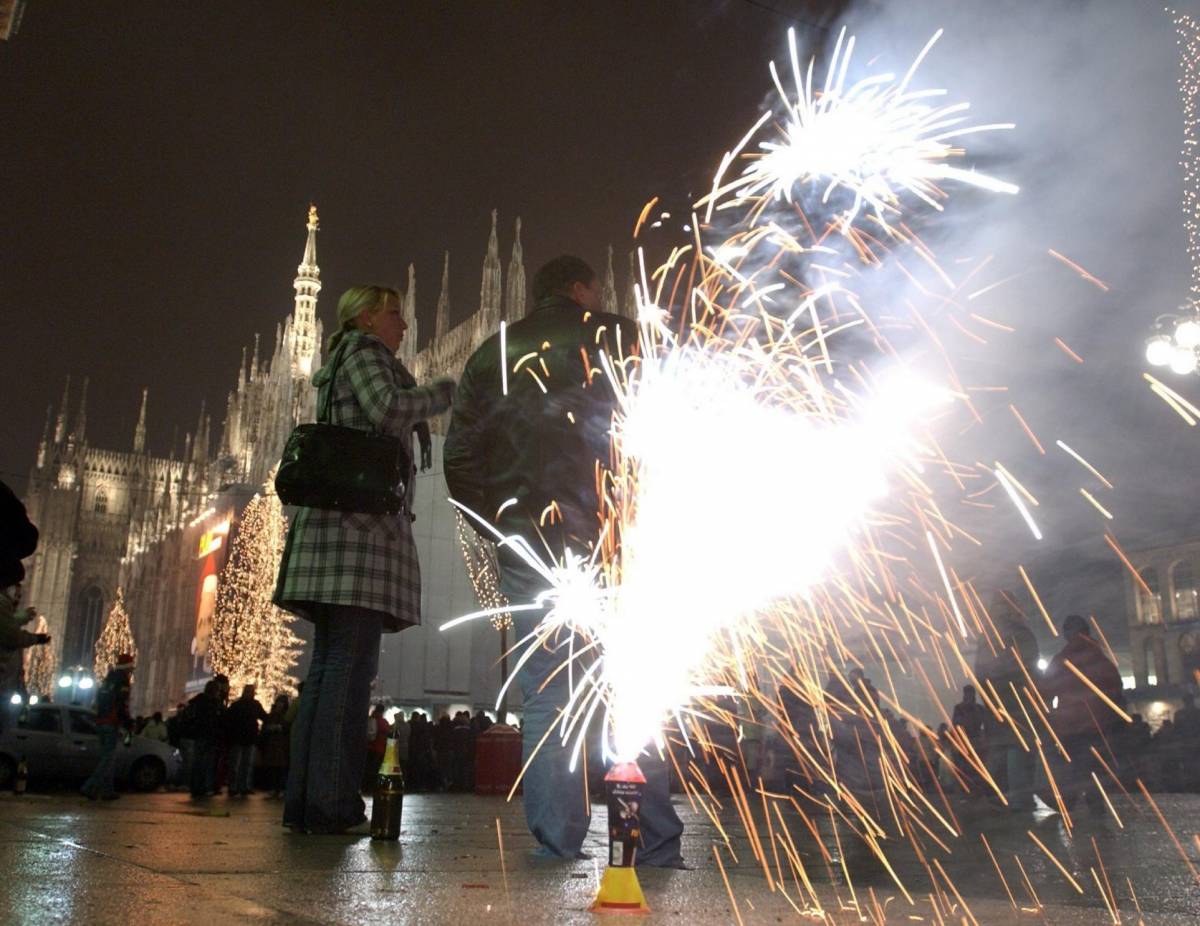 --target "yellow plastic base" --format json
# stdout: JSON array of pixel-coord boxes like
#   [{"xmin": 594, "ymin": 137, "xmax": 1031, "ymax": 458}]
[{"xmin": 590, "ymin": 866, "xmax": 650, "ymax": 915}]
